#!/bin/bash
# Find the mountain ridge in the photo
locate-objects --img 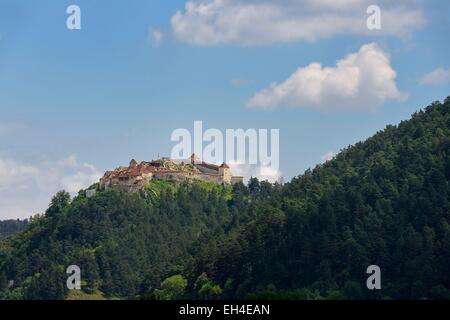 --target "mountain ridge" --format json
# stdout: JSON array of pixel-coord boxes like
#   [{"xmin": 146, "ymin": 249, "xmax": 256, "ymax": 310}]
[{"xmin": 0, "ymin": 97, "xmax": 449, "ymax": 300}]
